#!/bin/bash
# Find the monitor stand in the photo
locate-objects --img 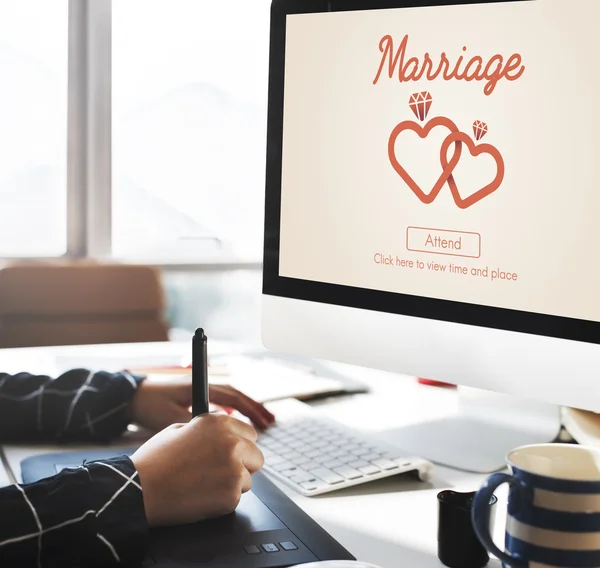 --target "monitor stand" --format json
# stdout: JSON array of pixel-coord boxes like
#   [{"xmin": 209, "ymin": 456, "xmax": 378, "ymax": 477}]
[{"xmin": 382, "ymin": 387, "xmax": 562, "ymax": 473}]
